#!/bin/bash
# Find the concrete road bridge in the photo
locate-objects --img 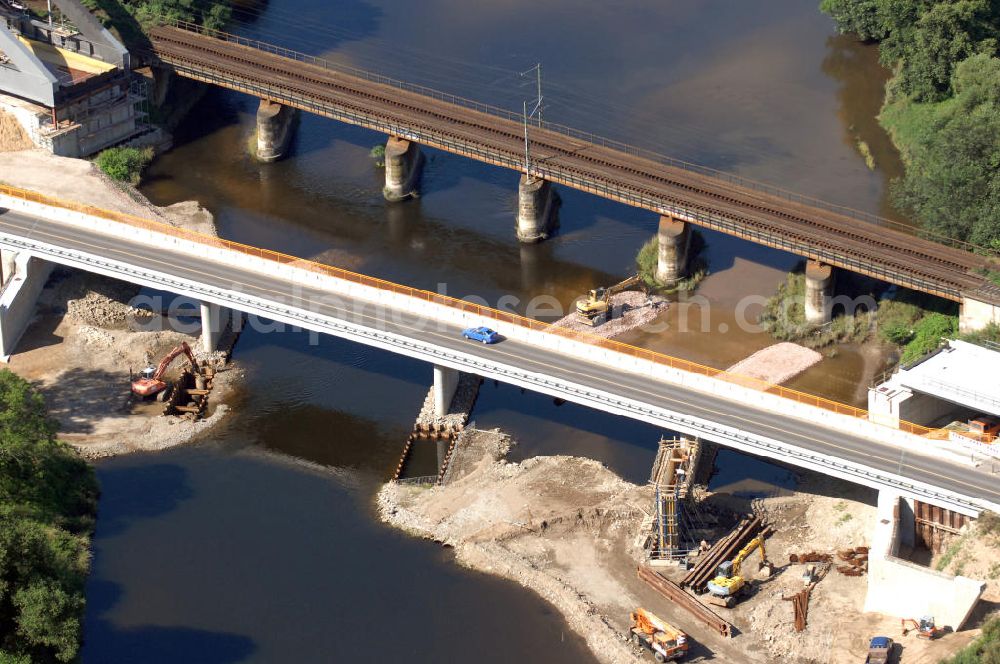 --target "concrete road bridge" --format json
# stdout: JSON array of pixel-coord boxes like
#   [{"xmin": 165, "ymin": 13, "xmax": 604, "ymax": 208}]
[
  {"xmin": 1, "ymin": 185, "xmax": 998, "ymax": 517},
  {"xmin": 144, "ymin": 21, "xmax": 1000, "ymax": 330}
]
